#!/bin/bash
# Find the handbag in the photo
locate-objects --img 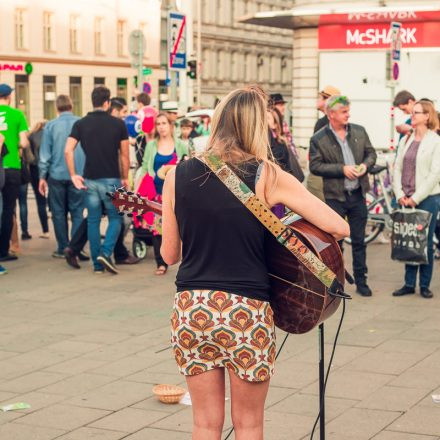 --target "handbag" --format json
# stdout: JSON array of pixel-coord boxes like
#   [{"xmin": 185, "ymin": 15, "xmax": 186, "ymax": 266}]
[{"xmin": 391, "ymin": 207, "xmax": 432, "ymax": 264}]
